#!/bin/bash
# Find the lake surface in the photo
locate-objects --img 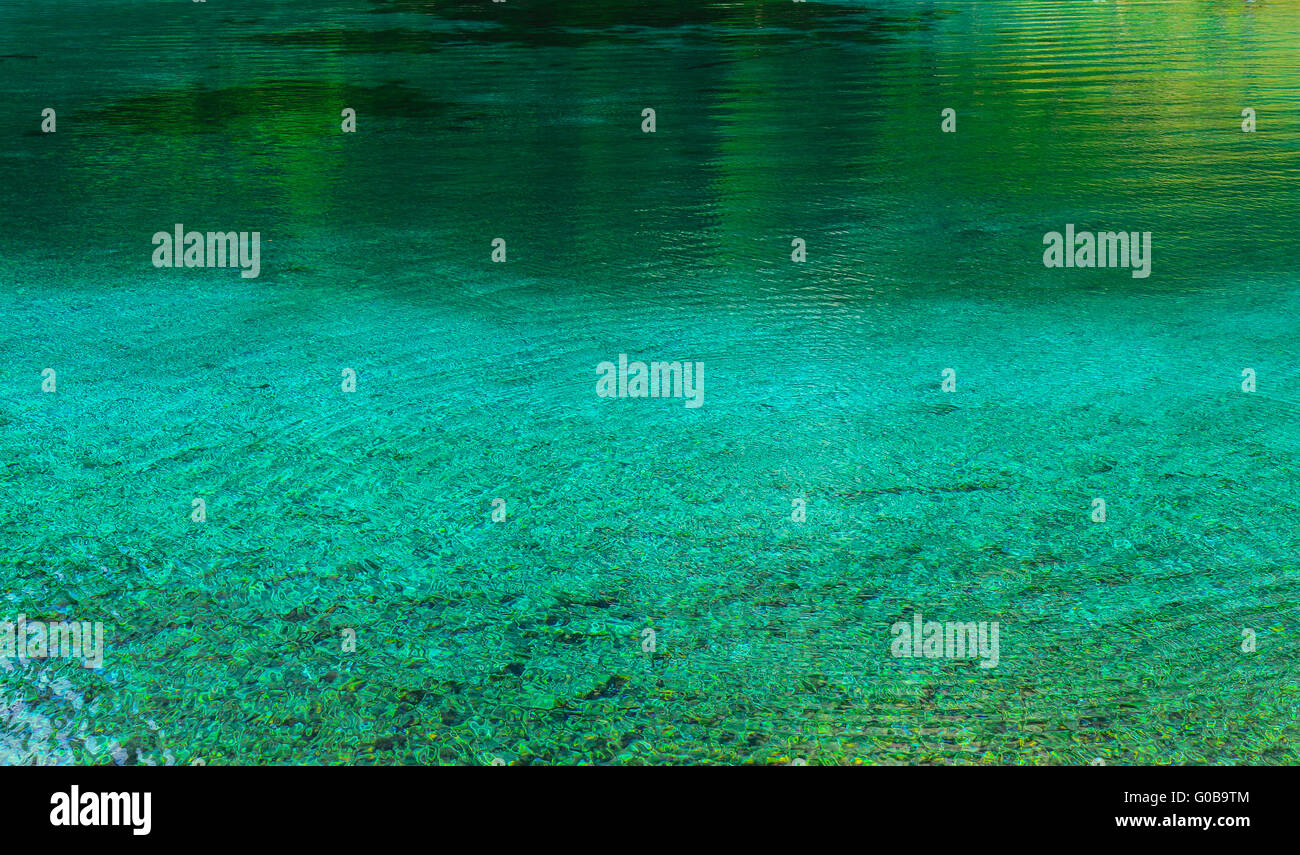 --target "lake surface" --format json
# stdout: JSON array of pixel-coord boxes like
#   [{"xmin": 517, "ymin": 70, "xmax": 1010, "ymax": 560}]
[{"xmin": 2, "ymin": 0, "xmax": 1298, "ymax": 764}]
